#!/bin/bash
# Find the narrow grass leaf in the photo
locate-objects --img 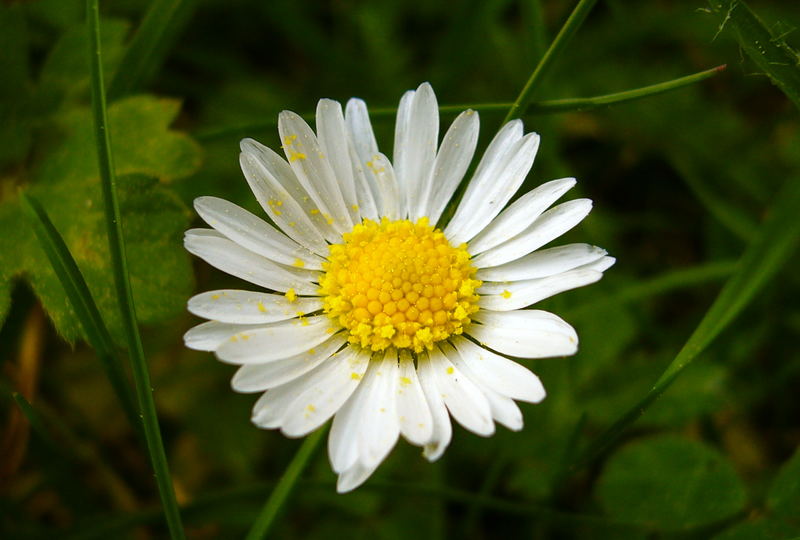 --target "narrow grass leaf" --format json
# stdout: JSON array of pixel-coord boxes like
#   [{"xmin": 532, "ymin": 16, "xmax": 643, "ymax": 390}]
[
  {"xmin": 195, "ymin": 66, "xmax": 725, "ymax": 142},
  {"xmin": 503, "ymin": 0, "xmax": 598, "ymax": 124},
  {"xmin": 710, "ymin": 0, "xmax": 800, "ymax": 111},
  {"xmin": 107, "ymin": 0, "xmax": 196, "ymax": 100},
  {"xmin": 245, "ymin": 427, "xmax": 326, "ymax": 540},
  {"xmin": 12, "ymin": 392, "xmax": 57, "ymax": 448},
  {"xmin": 86, "ymin": 1, "xmax": 184, "ymax": 537},
  {"xmin": 573, "ymin": 175, "xmax": 800, "ymax": 470},
  {"xmin": 20, "ymin": 193, "xmax": 138, "ymax": 427}
]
